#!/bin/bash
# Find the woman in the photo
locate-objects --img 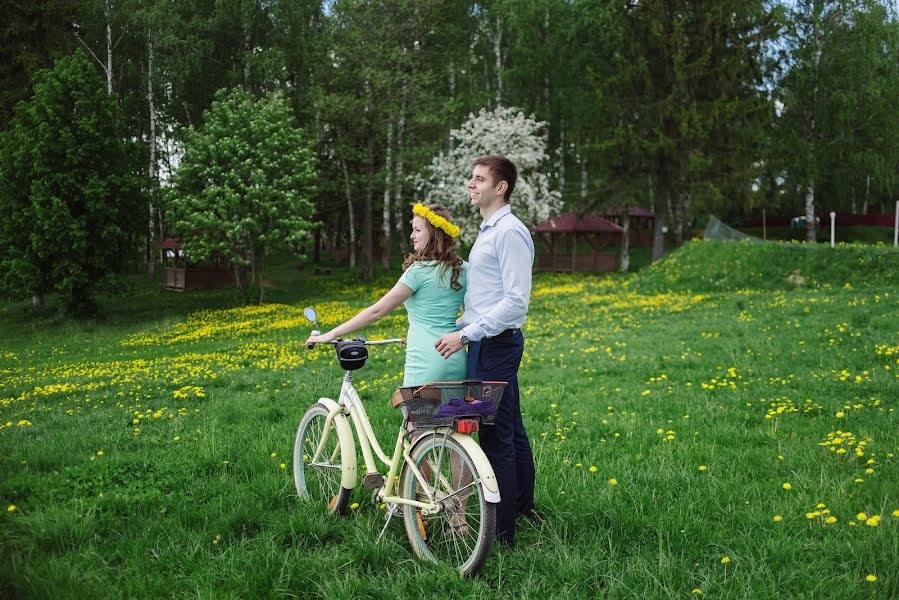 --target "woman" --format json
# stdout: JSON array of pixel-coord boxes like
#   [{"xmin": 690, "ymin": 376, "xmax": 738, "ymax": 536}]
[{"xmin": 305, "ymin": 203, "xmax": 467, "ymax": 387}]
